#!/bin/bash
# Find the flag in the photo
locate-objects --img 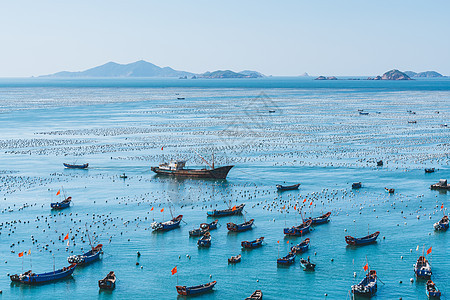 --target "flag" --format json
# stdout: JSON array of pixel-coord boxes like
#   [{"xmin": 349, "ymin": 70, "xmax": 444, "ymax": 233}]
[
  {"xmin": 161, "ymin": 147, "xmax": 164, "ymax": 150},
  {"xmin": 303, "ymin": 199, "xmax": 307, "ymax": 203},
  {"xmin": 282, "ymin": 205, "xmax": 285, "ymax": 210},
  {"xmin": 441, "ymin": 204, "xmax": 444, "ymax": 209},
  {"xmin": 231, "ymin": 206, "xmax": 236, "ymax": 211},
  {"xmin": 294, "ymin": 206, "xmax": 297, "ymax": 210},
  {"xmin": 56, "ymin": 190, "xmax": 60, "ymax": 196},
  {"xmin": 18, "ymin": 252, "xmax": 24, "ymax": 257},
  {"xmin": 416, "ymin": 245, "xmax": 419, "ymax": 251},
  {"xmin": 287, "ymin": 241, "xmax": 289, "ymax": 244},
  {"xmin": 150, "ymin": 207, "xmax": 154, "ymax": 211},
  {"xmin": 160, "ymin": 208, "xmax": 164, "ymax": 213},
  {"xmin": 27, "ymin": 249, "xmax": 31, "ymax": 255},
  {"xmin": 171, "ymin": 266, "xmax": 177, "ymax": 275},
  {"xmin": 310, "ymin": 202, "xmax": 313, "ymax": 206},
  {"xmin": 427, "ymin": 247, "xmax": 432, "ymax": 255},
  {"xmin": 64, "ymin": 233, "xmax": 69, "ymax": 240},
  {"xmin": 277, "ymin": 240, "xmax": 280, "ymax": 244},
  {"xmin": 363, "ymin": 263, "xmax": 368, "ymax": 271}
]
